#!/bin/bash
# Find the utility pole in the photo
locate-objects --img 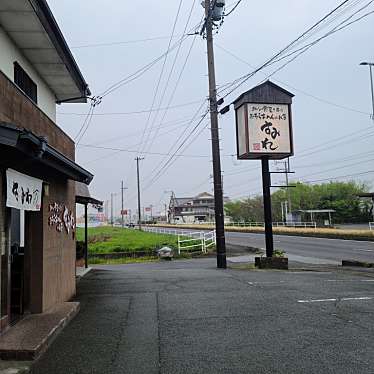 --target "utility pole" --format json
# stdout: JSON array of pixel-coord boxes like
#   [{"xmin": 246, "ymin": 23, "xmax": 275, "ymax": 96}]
[
  {"xmin": 284, "ymin": 159, "xmax": 292, "ymax": 219},
  {"xmin": 204, "ymin": 0, "xmax": 227, "ymax": 269},
  {"xmin": 275, "ymin": 159, "xmax": 292, "ymax": 222},
  {"xmin": 135, "ymin": 157, "xmax": 144, "ymax": 230},
  {"xmin": 164, "ymin": 204, "xmax": 168, "ymax": 223},
  {"xmin": 121, "ymin": 181, "xmax": 128, "ymax": 228},
  {"xmin": 360, "ymin": 62, "xmax": 374, "ymax": 121},
  {"xmin": 110, "ymin": 193, "xmax": 114, "ymax": 226}
]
